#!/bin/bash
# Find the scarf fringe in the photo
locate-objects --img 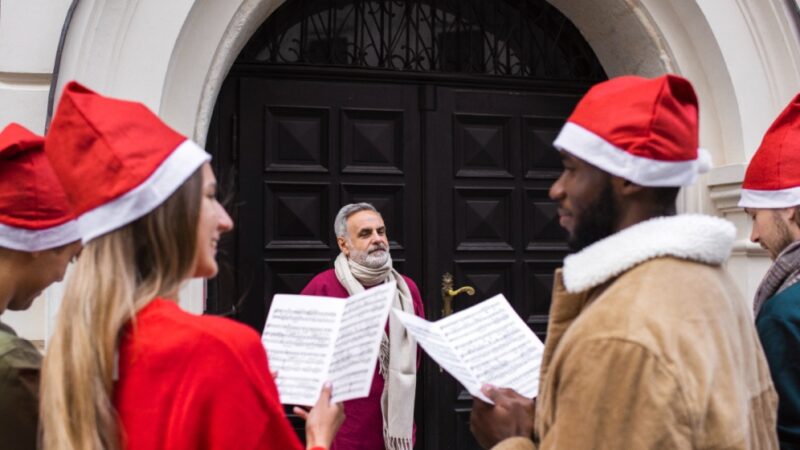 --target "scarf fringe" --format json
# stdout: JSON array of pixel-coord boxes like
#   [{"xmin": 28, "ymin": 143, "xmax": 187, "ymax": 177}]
[{"xmin": 384, "ymin": 434, "xmax": 413, "ymax": 450}]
